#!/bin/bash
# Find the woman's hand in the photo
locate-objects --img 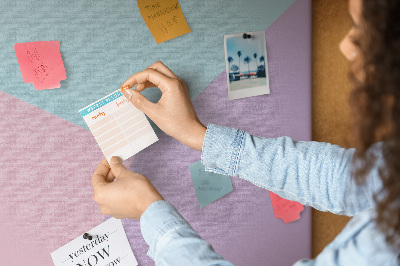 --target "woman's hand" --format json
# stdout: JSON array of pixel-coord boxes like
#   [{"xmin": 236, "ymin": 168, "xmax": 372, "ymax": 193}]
[
  {"xmin": 120, "ymin": 61, "xmax": 206, "ymax": 151},
  {"xmin": 91, "ymin": 157, "xmax": 164, "ymax": 220}
]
